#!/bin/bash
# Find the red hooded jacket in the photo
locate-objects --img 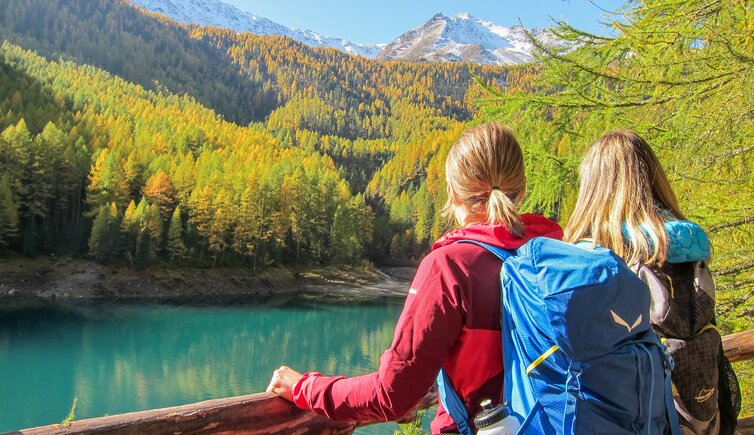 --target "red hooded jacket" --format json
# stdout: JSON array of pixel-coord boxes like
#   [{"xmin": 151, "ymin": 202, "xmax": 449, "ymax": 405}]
[{"xmin": 293, "ymin": 214, "xmax": 563, "ymax": 433}]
